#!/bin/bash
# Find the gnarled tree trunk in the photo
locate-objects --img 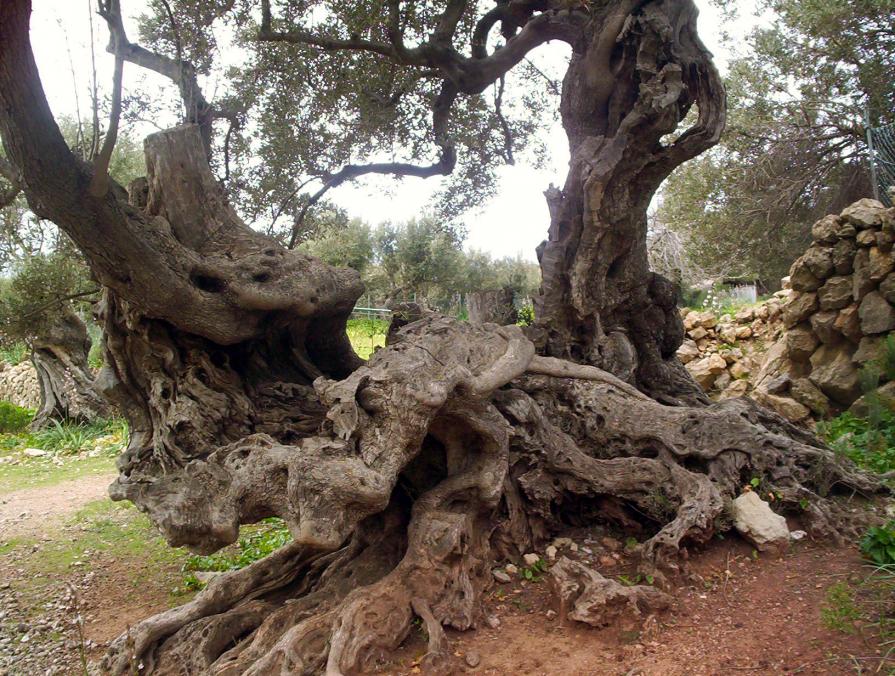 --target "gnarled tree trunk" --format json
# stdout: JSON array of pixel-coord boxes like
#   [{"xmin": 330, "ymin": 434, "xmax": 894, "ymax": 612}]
[
  {"xmin": 0, "ymin": 2, "xmax": 880, "ymax": 675},
  {"xmin": 30, "ymin": 307, "xmax": 110, "ymax": 428},
  {"xmin": 532, "ymin": 0, "xmax": 724, "ymax": 404}
]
